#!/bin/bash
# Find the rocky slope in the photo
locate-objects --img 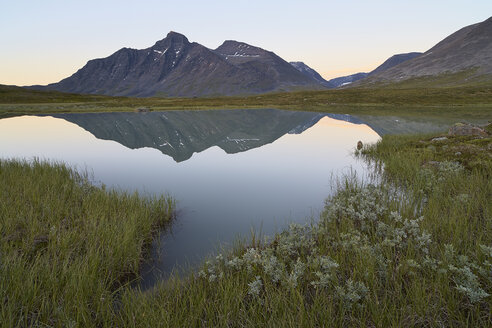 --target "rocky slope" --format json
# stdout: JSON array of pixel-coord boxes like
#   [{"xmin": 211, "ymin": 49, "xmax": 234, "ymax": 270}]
[
  {"xmin": 368, "ymin": 52, "xmax": 422, "ymax": 76},
  {"xmin": 289, "ymin": 62, "xmax": 335, "ymax": 88},
  {"xmin": 328, "ymin": 52, "xmax": 422, "ymax": 87},
  {"xmin": 363, "ymin": 17, "xmax": 492, "ymax": 84}
]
